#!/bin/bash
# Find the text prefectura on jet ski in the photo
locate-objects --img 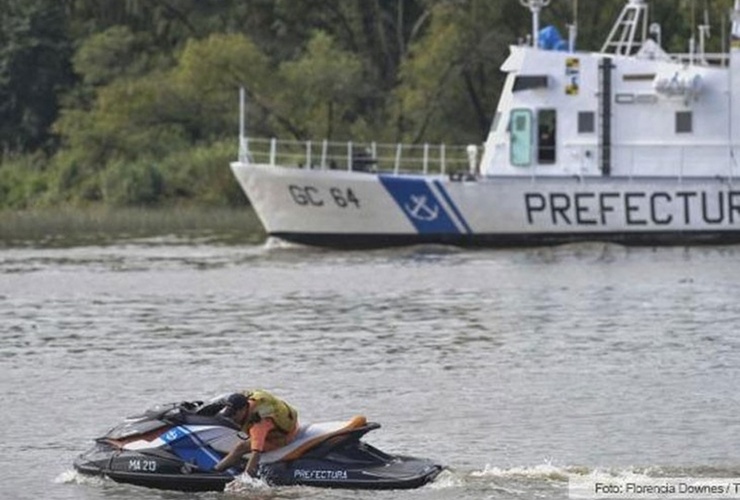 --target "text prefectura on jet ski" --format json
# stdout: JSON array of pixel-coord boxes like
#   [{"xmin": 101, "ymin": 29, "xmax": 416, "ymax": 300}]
[{"xmin": 73, "ymin": 396, "xmax": 443, "ymax": 492}]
